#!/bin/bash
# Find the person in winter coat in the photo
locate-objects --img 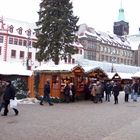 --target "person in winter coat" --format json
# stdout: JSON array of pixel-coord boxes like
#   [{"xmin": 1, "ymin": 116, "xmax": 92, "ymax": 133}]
[
  {"xmin": 105, "ymin": 82, "xmax": 112, "ymax": 102},
  {"xmin": 131, "ymin": 80, "xmax": 139, "ymax": 102},
  {"xmin": 112, "ymin": 82, "xmax": 121, "ymax": 104},
  {"xmin": 63, "ymin": 82, "xmax": 71, "ymax": 103},
  {"xmin": 0, "ymin": 79, "xmax": 6, "ymax": 112},
  {"xmin": 2, "ymin": 80, "xmax": 19, "ymax": 116},
  {"xmin": 124, "ymin": 82, "xmax": 131, "ymax": 102},
  {"xmin": 69, "ymin": 82, "xmax": 76, "ymax": 102},
  {"xmin": 91, "ymin": 83, "xmax": 97, "ymax": 103},
  {"xmin": 40, "ymin": 80, "xmax": 53, "ymax": 106}
]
